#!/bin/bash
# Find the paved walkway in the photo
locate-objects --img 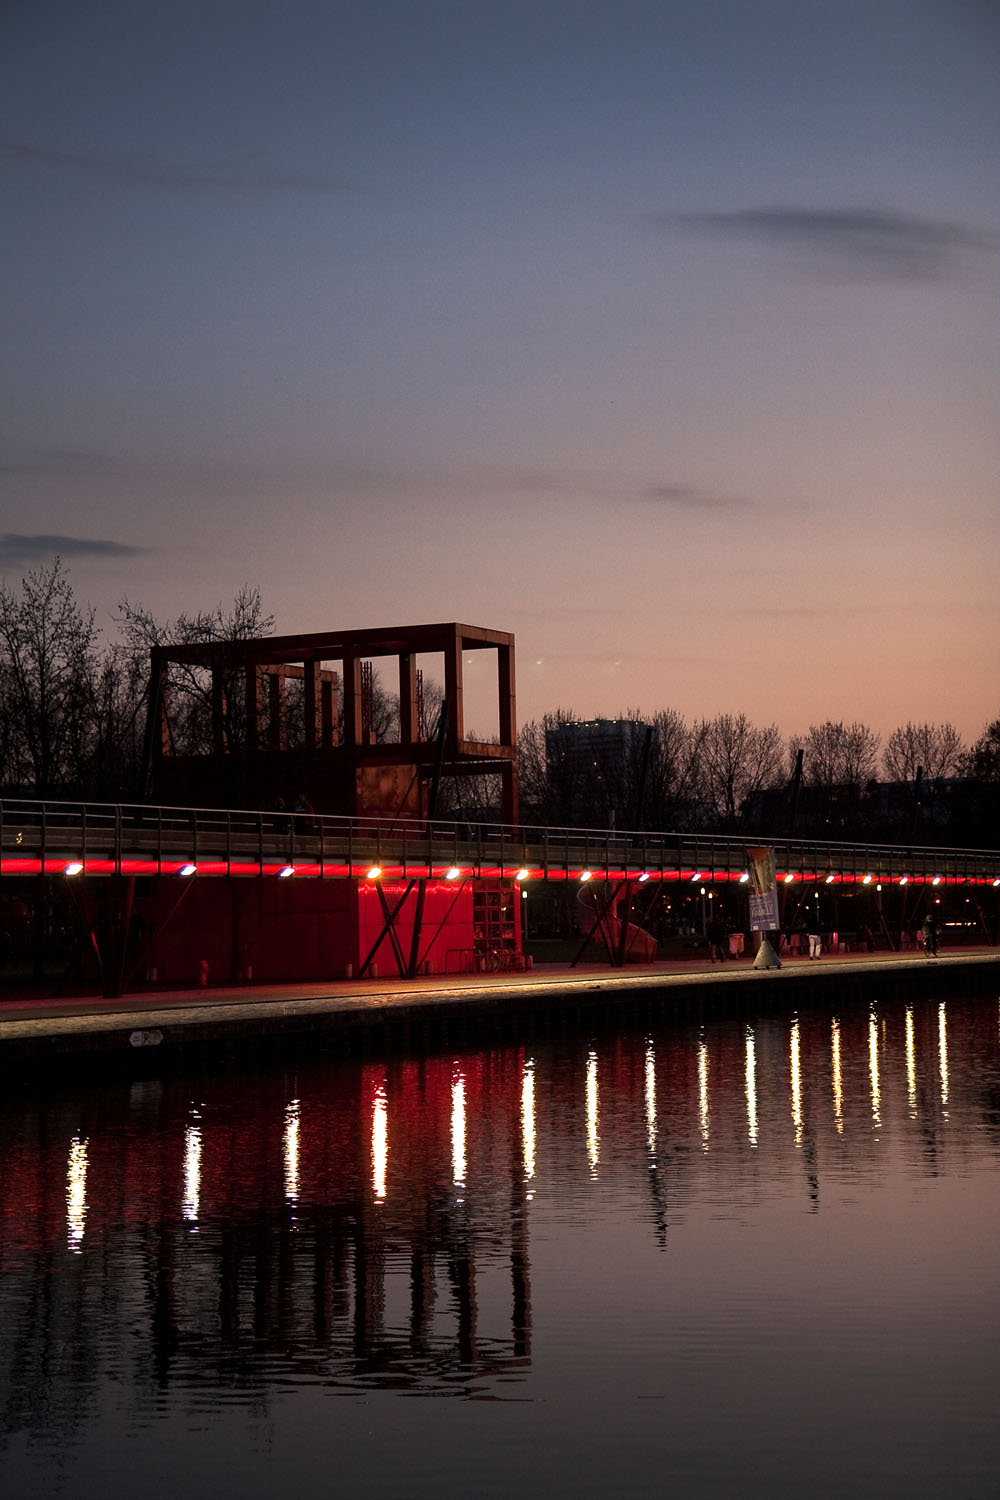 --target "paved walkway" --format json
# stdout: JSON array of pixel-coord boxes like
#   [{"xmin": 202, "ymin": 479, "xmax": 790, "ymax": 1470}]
[{"xmin": 2, "ymin": 945, "xmax": 997, "ymax": 1047}]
